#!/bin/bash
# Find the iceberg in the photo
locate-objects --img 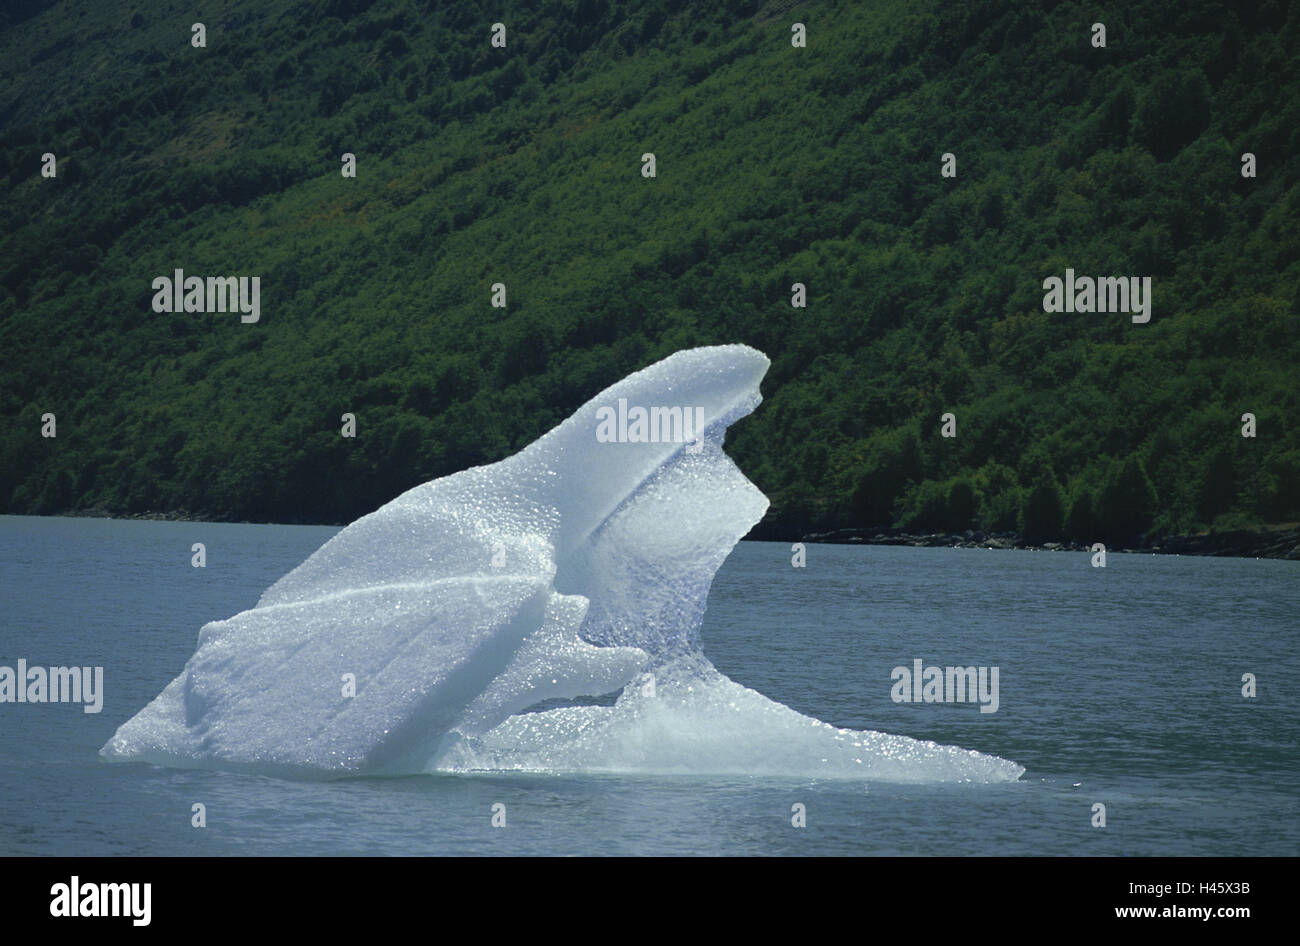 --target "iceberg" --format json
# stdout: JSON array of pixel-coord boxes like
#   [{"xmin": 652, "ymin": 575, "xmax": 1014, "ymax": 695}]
[{"xmin": 101, "ymin": 344, "xmax": 1024, "ymax": 783}]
